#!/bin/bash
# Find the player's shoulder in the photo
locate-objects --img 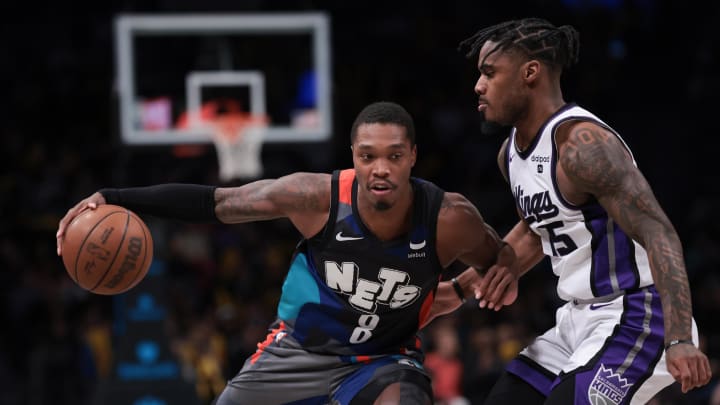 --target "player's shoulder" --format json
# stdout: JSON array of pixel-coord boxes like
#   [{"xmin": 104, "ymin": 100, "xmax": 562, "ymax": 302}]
[
  {"xmin": 556, "ymin": 119, "xmax": 610, "ymax": 145},
  {"xmin": 436, "ymin": 192, "xmax": 487, "ymax": 259},
  {"xmin": 441, "ymin": 191, "xmax": 470, "ymax": 204},
  {"xmin": 439, "ymin": 192, "xmax": 481, "ymax": 222}
]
